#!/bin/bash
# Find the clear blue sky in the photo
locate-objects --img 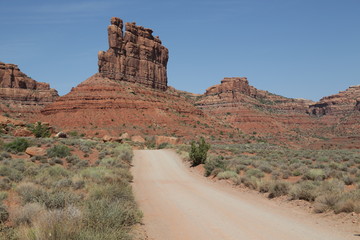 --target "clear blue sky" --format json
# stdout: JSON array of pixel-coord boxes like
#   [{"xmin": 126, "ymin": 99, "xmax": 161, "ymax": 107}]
[{"xmin": 1, "ymin": 0, "xmax": 359, "ymax": 101}]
